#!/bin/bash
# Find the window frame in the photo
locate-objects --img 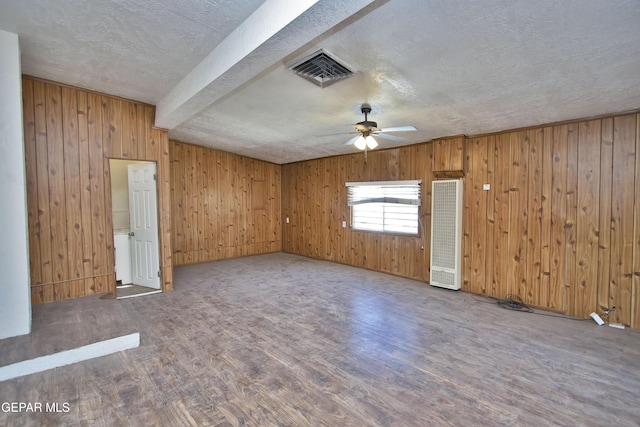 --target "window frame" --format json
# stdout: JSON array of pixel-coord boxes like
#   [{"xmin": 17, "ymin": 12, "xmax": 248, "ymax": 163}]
[{"xmin": 346, "ymin": 180, "xmax": 422, "ymax": 237}]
